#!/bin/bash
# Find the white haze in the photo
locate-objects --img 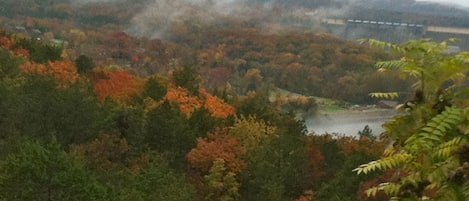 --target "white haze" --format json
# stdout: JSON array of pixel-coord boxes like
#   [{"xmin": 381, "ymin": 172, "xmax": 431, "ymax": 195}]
[
  {"xmin": 417, "ymin": 0, "xmax": 469, "ymax": 8},
  {"xmin": 126, "ymin": 0, "xmax": 278, "ymax": 38},
  {"xmin": 125, "ymin": 0, "xmax": 361, "ymax": 38}
]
